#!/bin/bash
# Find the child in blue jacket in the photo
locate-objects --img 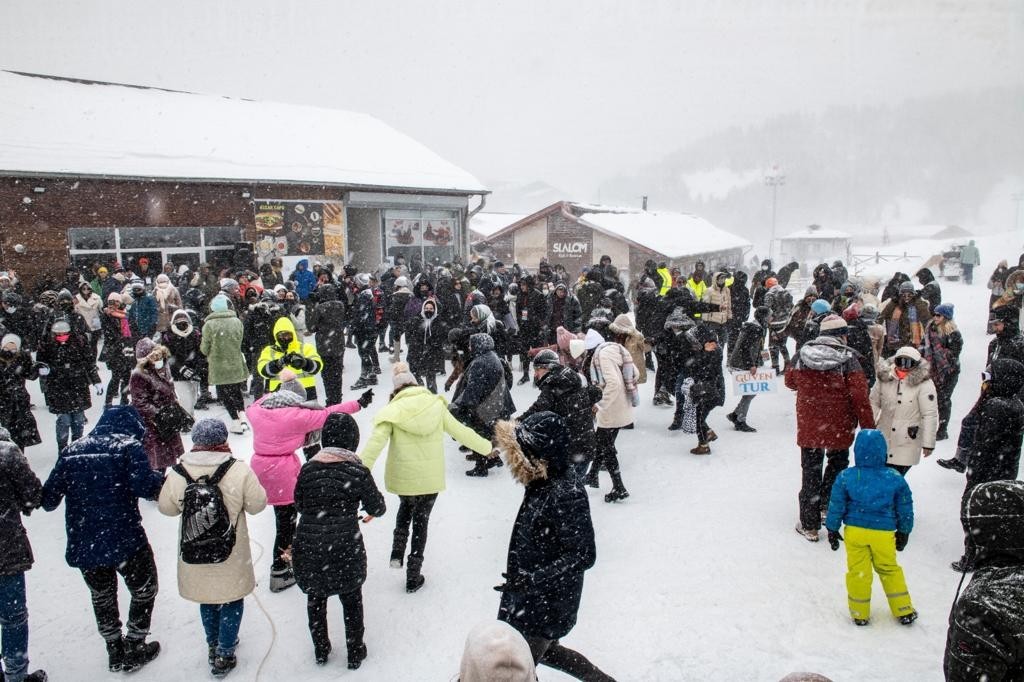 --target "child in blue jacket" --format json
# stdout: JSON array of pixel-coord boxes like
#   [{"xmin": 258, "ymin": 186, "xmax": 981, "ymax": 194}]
[{"xmin": 825, "ymin": 428, "xmax": 917, "ymax": 626}]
